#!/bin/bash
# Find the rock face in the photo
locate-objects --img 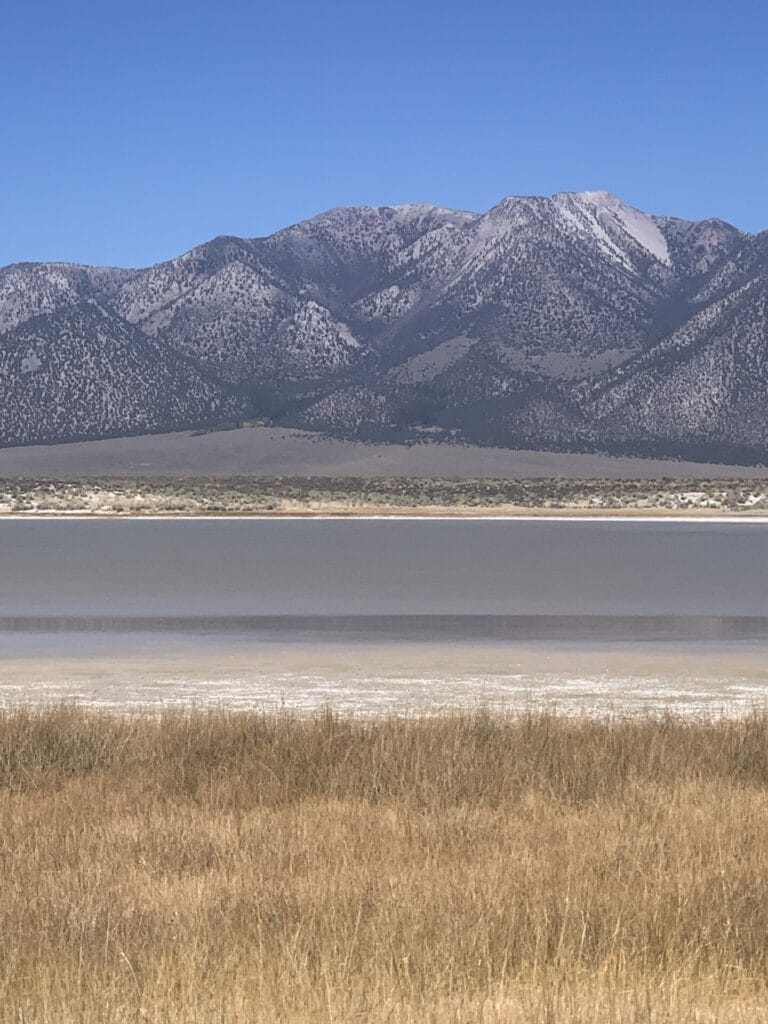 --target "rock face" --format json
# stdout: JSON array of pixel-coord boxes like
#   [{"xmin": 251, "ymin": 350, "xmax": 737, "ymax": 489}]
[{"xmin": 1, "ymin": 191, "xmax": 766, "ymax": 461}]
